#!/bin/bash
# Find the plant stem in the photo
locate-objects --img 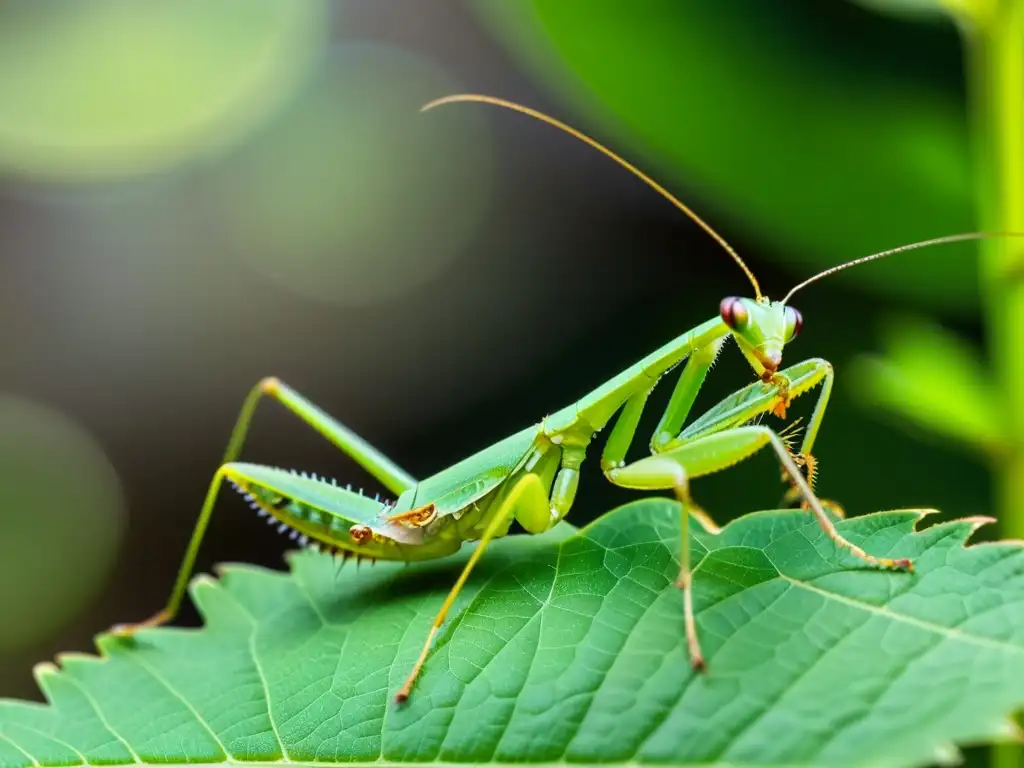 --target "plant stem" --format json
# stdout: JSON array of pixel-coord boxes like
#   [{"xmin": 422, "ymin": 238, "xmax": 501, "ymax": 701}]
[
  {"xmin": 972, "ymin": 2, "xmax": 1024, "ymax": 533},
  {"xmin": 965, "ymin": 1, "xmax": 1024, "ymax": 766}
]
